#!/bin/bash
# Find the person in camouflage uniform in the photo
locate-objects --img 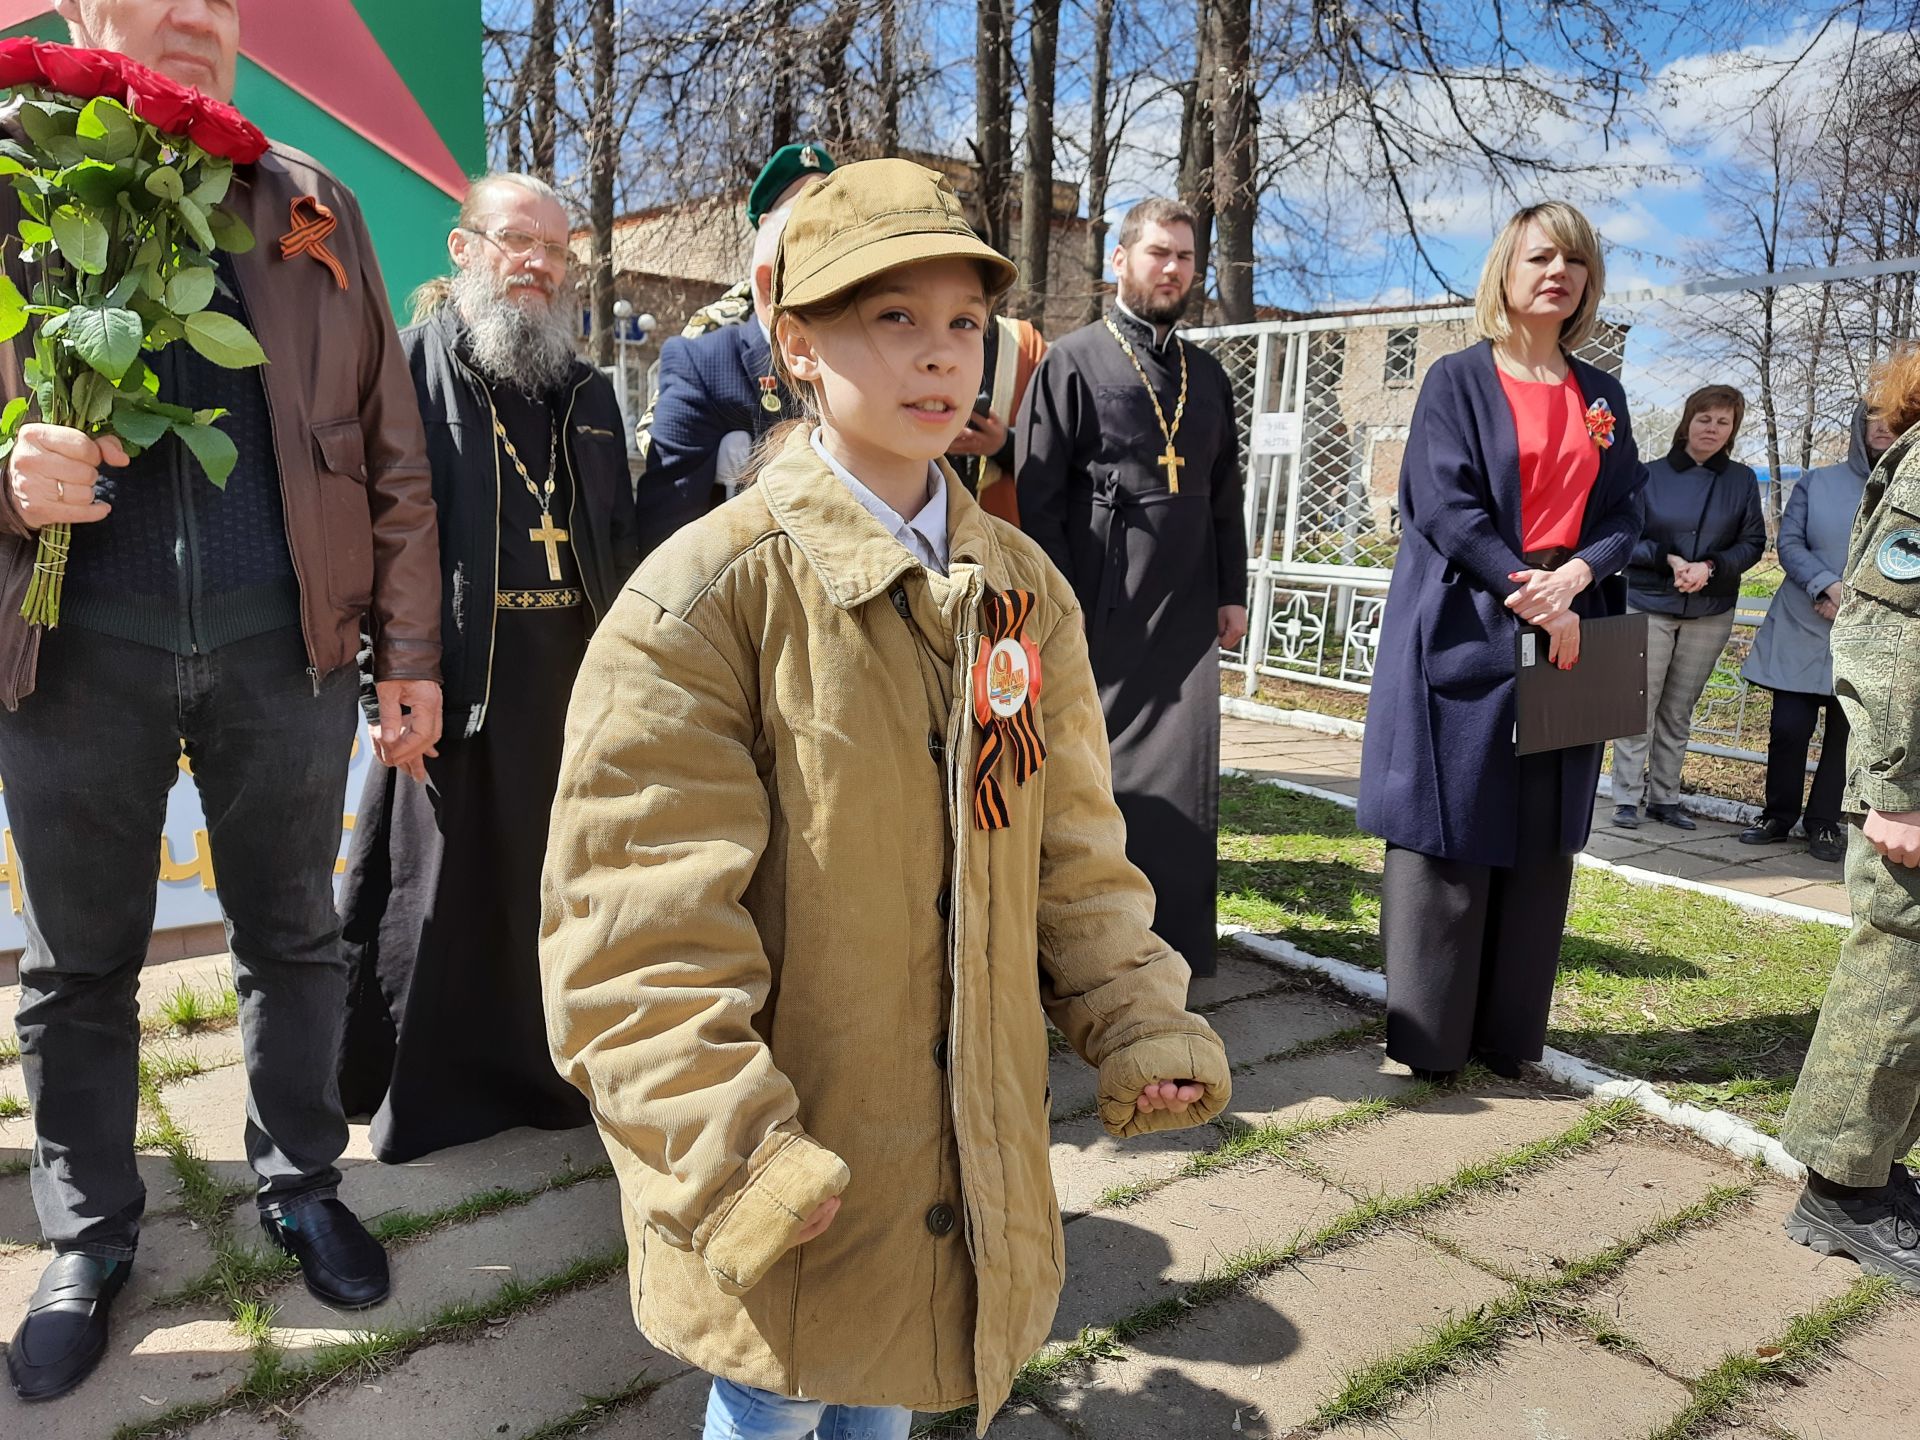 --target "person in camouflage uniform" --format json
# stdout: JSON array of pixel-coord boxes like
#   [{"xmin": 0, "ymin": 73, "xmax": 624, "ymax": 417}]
[
  {"xmin": 1781, "ymin": 343, "xmax": 1920, "ymax": 1288},
  {"xmin": 633, "ymin": 143, "xmax": 836, "ymax": 462}
]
